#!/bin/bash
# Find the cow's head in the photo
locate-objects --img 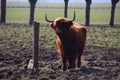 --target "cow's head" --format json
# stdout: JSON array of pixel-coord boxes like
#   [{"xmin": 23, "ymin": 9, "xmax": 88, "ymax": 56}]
[{"xmin": 45, "ymin": 11, "xmax": 75, "ymax": 36}]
